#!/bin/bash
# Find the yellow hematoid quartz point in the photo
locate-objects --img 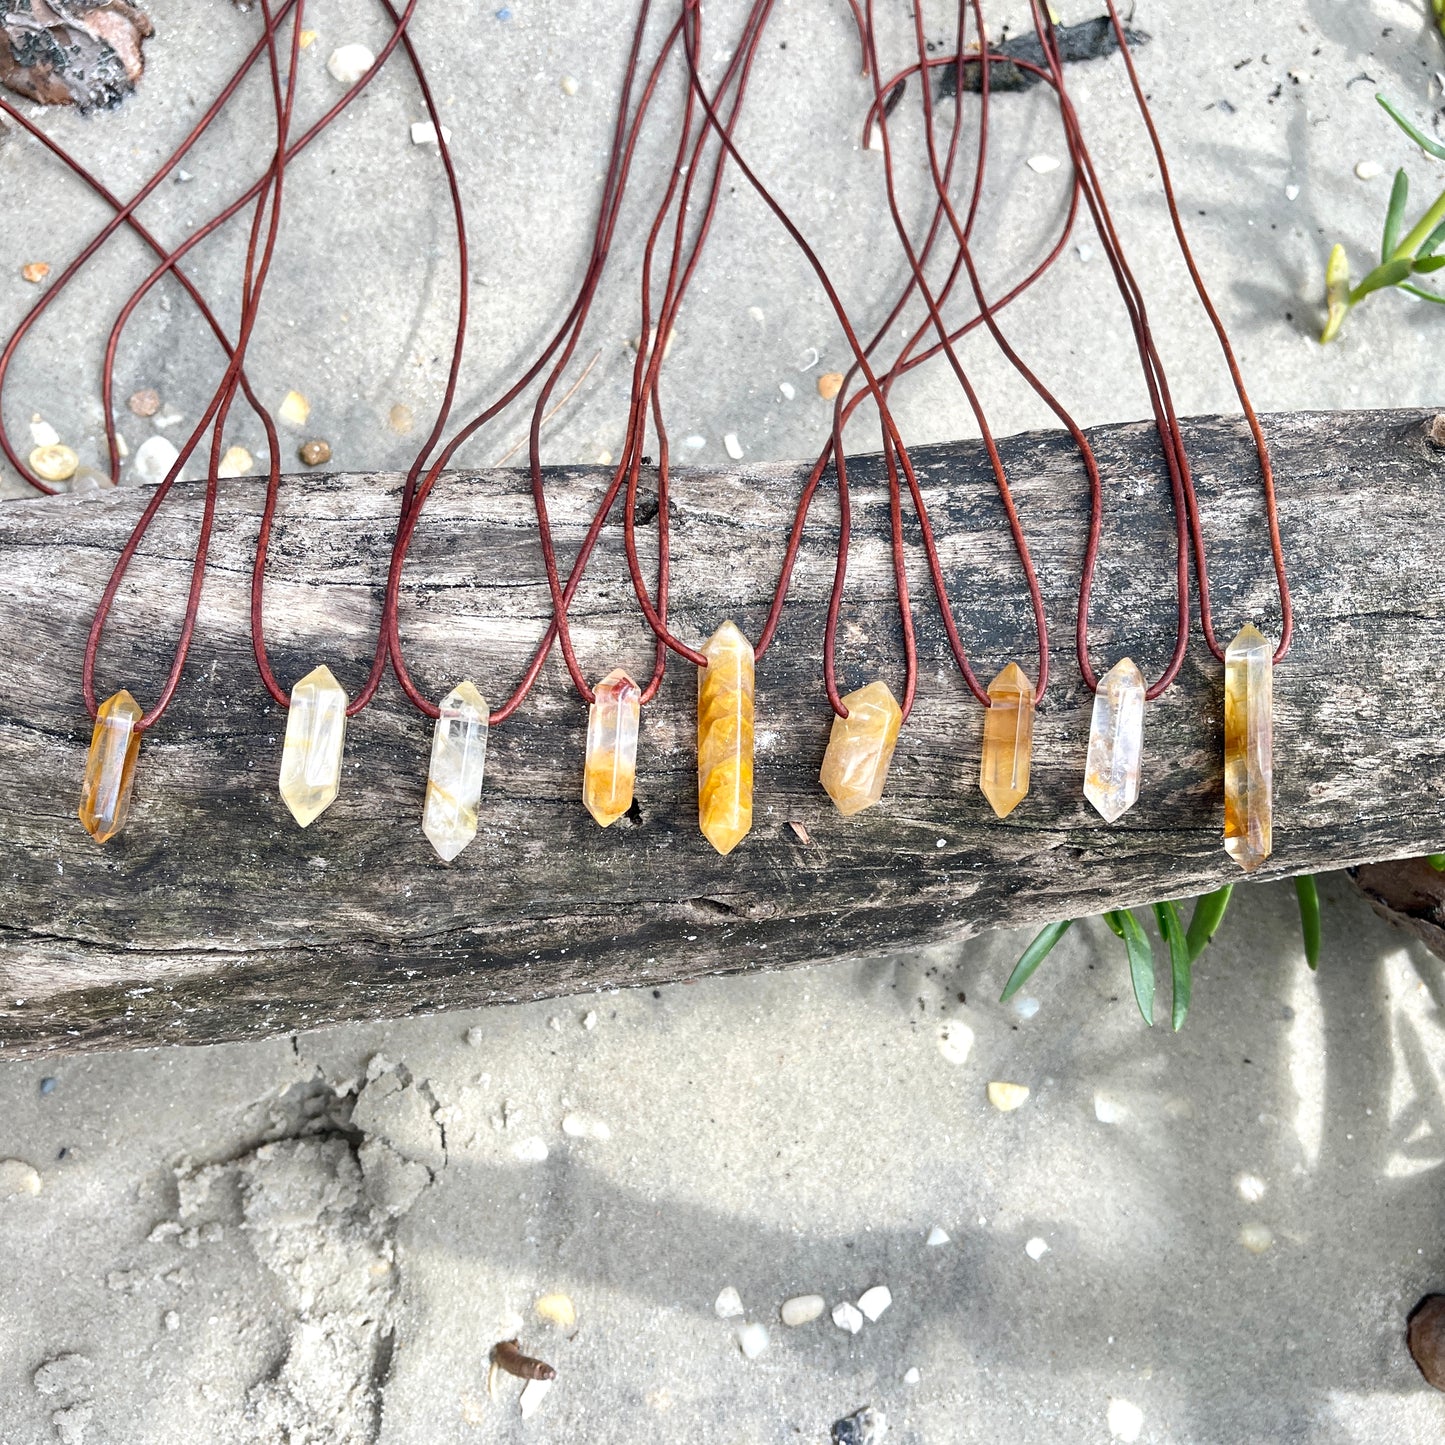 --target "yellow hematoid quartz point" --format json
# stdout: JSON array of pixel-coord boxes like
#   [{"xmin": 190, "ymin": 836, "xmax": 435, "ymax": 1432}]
[
  {"xmin": 1083, "ymin": 658, "xmax": 1146, "ymax": 823},
  {"xmin": 279, "ymin": 664, "xmax": 348, "ymax": 827},
  {"xmin": 423, "ymin": 681, "xmax": 490, "ymax": 862},
  {"xmin": 1223, "ymin": 622, "xmax": 1273, "ymax": 873},
  {"xmin": 819, "ymin": 680, "xmax": 903, "ymax": 817},
  {"xmin": 584, "ymin": 669, "xmax": 641, "ymax": 827},
  {"xmin": 78, "ymin": 689, "xmax": 143, "ymax": 843},
  {"xmin": 697, "ymin": 620, "xmax": 755, "ymax": 855},
  {"xmin": 979, "ymin": 662, "xmax": 1035, "ymax": 819}
]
